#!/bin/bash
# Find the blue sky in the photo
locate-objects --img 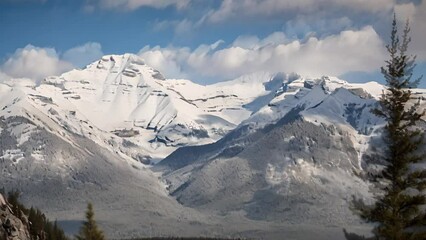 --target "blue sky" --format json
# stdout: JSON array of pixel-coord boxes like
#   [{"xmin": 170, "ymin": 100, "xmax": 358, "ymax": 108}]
[{"xmin": 0, "ymin": 0, "xmax": 425, "ymax": 87}]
